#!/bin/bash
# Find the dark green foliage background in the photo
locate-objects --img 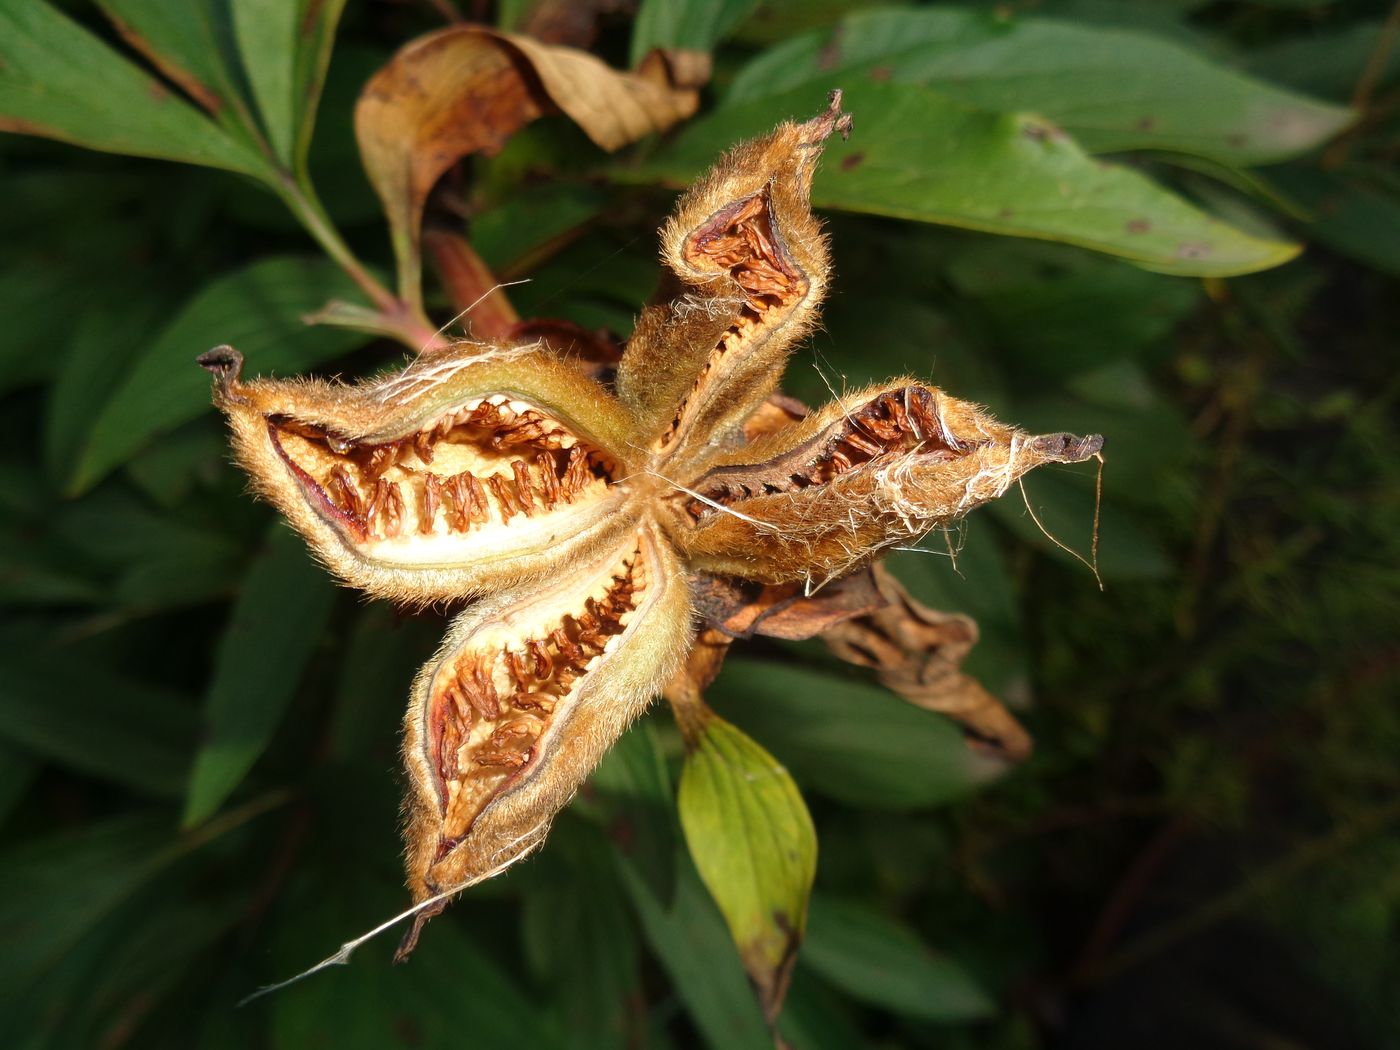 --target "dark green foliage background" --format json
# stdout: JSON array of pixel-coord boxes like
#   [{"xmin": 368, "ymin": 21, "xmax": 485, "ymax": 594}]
[{"xmin": 2, "ymin": 2, "xmax": 1398, "ymax": 1048}]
